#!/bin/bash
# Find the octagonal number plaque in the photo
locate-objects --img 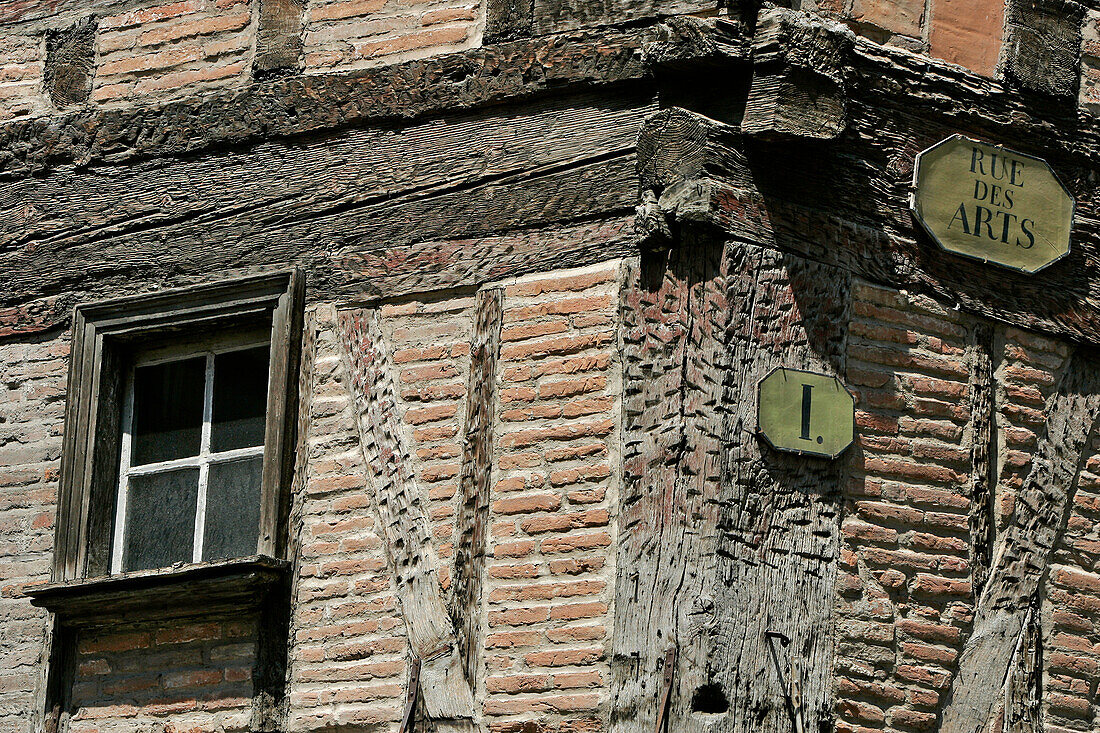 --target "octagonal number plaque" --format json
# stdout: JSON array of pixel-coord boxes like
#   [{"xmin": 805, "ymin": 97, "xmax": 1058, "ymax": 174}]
[
  {"xmin": 911, "ymin": 135, "xmax": 1074, "ymax": 274},
  {"xmin": 757, "ymin": 368, "xmax": 855, "ymax": 459}
]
